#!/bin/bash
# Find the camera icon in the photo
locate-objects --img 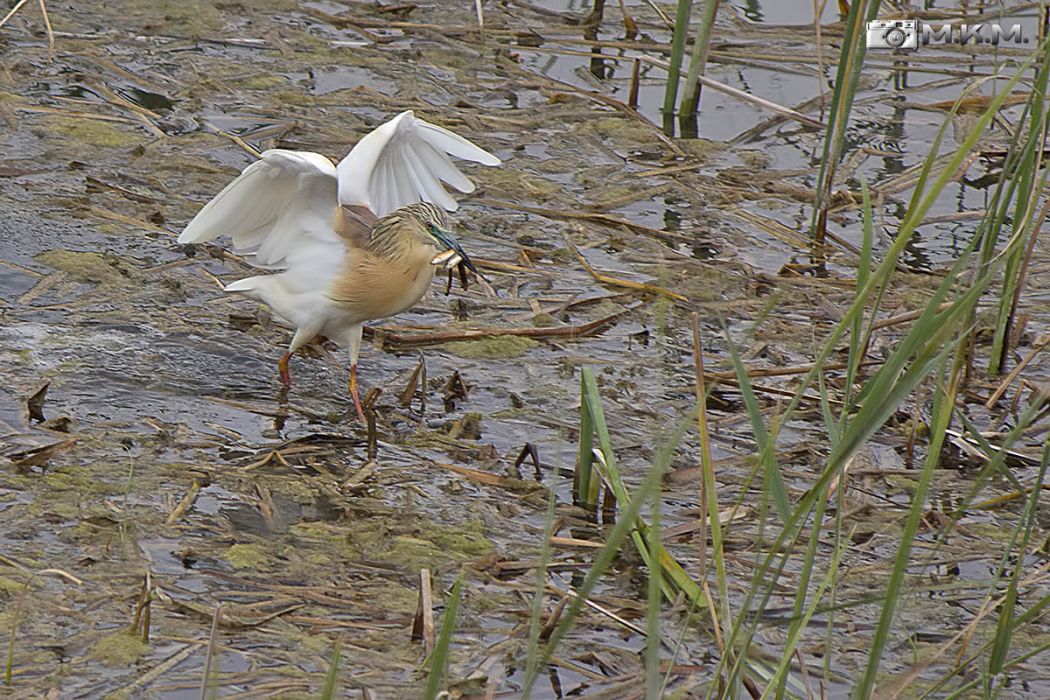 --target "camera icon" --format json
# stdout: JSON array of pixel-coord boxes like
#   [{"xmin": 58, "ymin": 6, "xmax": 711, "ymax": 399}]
[{"xmin": 866, "ymin": 19, "xmax": 919, "ymax": 50}]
